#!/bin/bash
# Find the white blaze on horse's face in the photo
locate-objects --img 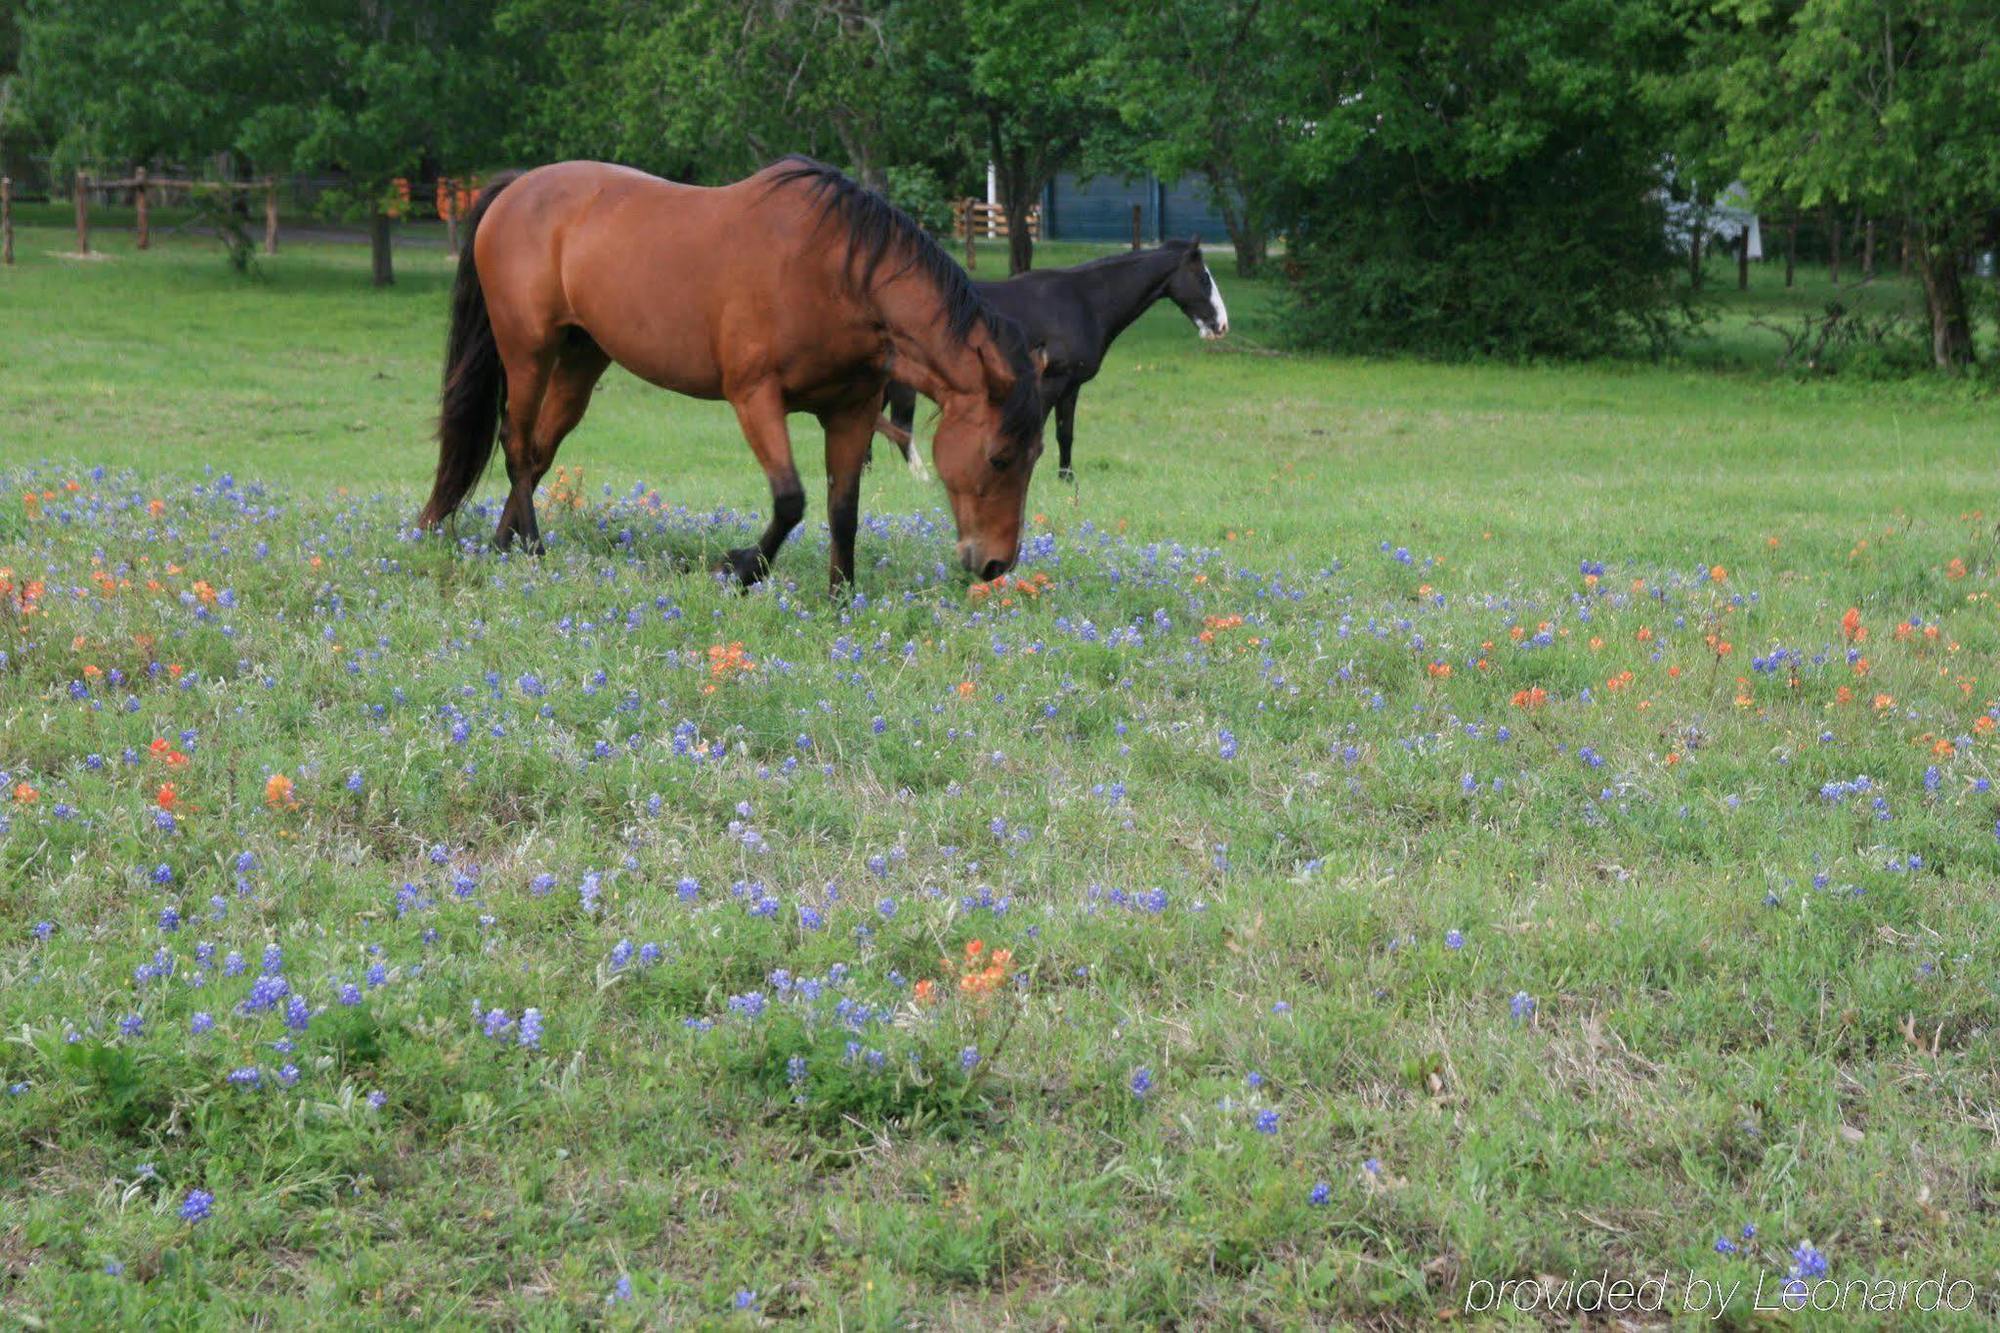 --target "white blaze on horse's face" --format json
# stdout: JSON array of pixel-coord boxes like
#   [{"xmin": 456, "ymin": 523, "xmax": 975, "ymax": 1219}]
[{"xmin": 1199, "ymin": 269, "xmax": 1230, "ymax": 340}]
